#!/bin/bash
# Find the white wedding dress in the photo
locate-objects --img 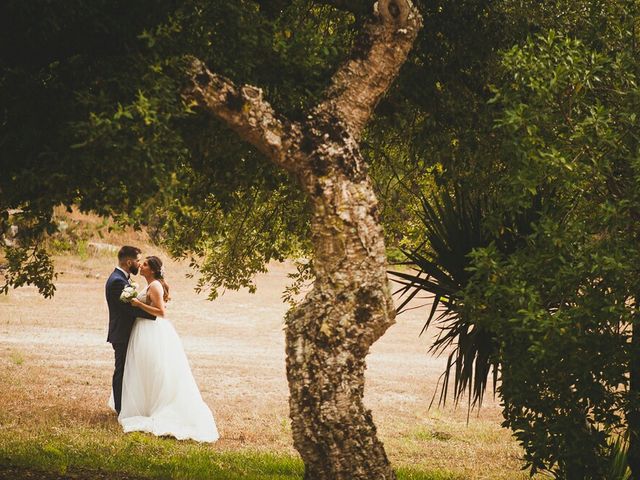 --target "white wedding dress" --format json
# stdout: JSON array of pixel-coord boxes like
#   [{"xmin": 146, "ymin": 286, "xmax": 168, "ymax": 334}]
[{"xmin": 108, "ymin": 281, "xmax": 219, "ymax": 442}]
